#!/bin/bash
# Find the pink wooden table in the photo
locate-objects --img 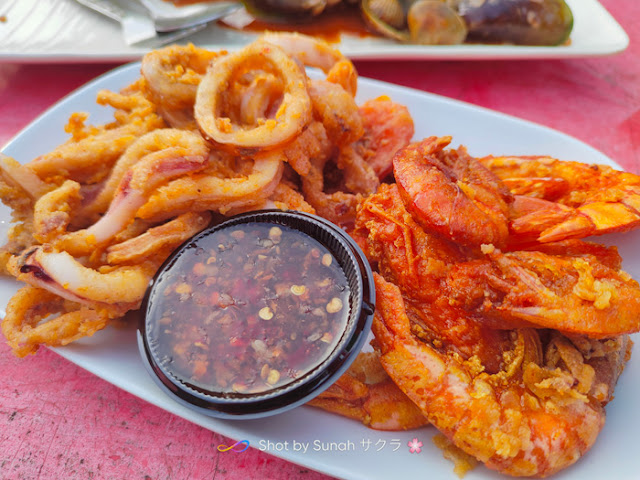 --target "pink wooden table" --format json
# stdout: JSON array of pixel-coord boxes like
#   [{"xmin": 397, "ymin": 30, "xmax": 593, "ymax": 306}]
[{"xmin": 0, "ymin": 0, "xmax": 638, "ymax": 478}]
